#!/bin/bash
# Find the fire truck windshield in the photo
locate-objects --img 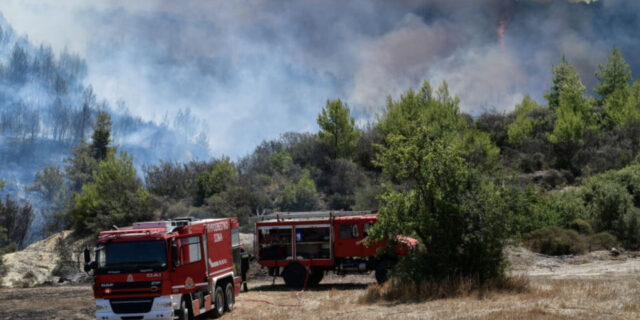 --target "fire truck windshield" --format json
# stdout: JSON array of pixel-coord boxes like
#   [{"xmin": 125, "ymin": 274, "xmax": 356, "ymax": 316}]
[{"xmin": 96, "ymin": 240, "xmax": 167, "ymax": 273}]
